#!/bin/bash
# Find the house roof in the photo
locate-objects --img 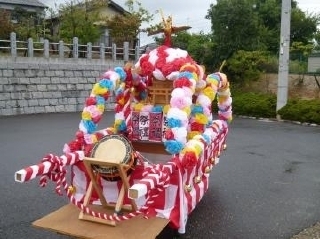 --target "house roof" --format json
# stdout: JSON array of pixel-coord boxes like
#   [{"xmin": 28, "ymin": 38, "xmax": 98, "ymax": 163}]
[
  {"xmin": 0, "ymin": 0, "xmax": 47, "ymax": 8},
  {"xmin": 109, "ymin": 0, "xmax": 129, "ymax": 15}
]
